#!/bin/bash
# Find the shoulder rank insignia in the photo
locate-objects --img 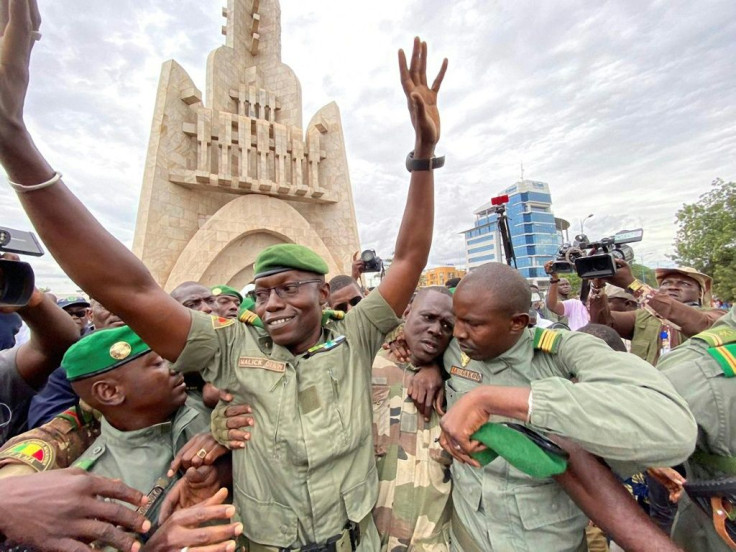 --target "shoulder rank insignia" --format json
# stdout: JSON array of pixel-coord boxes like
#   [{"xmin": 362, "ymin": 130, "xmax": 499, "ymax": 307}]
[
  {"xmin": 303, "ymin": 335, "xmax": 347, "ymax": 359},
  {"xmin": 460, "ymin": 352, "xmax": 471, "ymax": 367},
  {"xmin": 693, "ymin": 326, "xmax": 736, "ymax": 348},
  {"xmin": 238, "ymin": 309, "xmax": 264, "ymax": 328},
  {"xmin": 706, "ymin": 343, "xmax": 736, "ymax": 378},
  {"xmin": 321, "ymin": 309, "xmax": 345, "ymax": 326},
  {"xmin": 211, "ymin": 315, "xmax": 236, "ymax": 329},
  {"xmin": 533, "ymin": 327, "xmax": 562, "ymax": 354},
  {"xmin": 0, "ymin": 439, "xmax": 56, "ymax": 472}
]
